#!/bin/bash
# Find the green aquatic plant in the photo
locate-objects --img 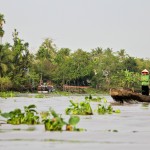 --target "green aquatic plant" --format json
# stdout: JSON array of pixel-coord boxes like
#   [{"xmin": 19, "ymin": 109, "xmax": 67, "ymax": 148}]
[
  {"xmin": 1, "ymin": 108, "xmax": 24, "ymax": 124},
  {"xmin": 141, "ymin": 102, "xmax": 149, "ymax": 109},
  {"xmin": 66, "ymin": 96, "xmax": 120, "ymax": 115},
  {"xmin": 23, "ymin": 104, "xmax": 40, "ymax": 124},
  {"xmin": 35, "ymin": 94, "xmax": 45, "ymax": 98},
  {"xmin": 40, "ymin": 111, "xmax": 50, "ymax": 120},
  {"xmin": 97, "ymin": 98, "xmax": 121, "ymax": 114},
  {"xmin": 85, "ymin": 94, "xmax": 103, "ymax": 102},
  {"xmin": 43, "ymin": 109, "xmax": 65, "ymax": 131},
  {"xmin": 108, "ymin": 129, "xmax": 118, "ymax": 132},
  {"xmin": 65, "ymin": 99, "xmax": 93, "ymax": 115},
  {"xmin": 0, "ymin": 104, "xmax": 40, "ymax": 125},
  {"xmin": 67, "ymin": 115, "xmax": 85, "ymax": 131},
  {"xmin": 42, "ymin": 108, "xmax": 84, "ymax": 131},
  {"xmin": 0, "ymin": 91, "xmax": 17, "ymax": 98},
  {"xmin": 0, "ymin": 105, "xmax": 85, "ymax": 131}
]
